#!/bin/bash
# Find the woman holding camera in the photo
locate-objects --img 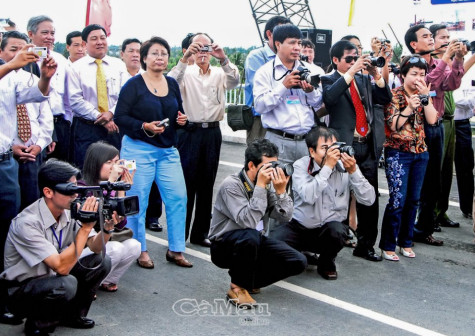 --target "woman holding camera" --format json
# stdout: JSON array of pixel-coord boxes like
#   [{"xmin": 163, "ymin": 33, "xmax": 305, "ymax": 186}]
[
  {"xmin": 379, "ymin": 55, "xmax": 438, "ymax": 261},
  {"xmin": 114, "ymin": 36, "xmax": 191, "ymax": 269},
  {"xmin": 81, "ymin": 141, "xmax": 141, "ymax": 291}
]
